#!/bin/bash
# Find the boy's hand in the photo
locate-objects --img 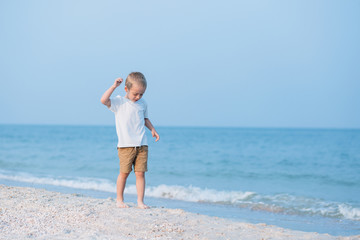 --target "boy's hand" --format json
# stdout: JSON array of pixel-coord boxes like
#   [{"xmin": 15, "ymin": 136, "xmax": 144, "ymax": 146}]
[
  {"xmin": 101, "ymin": 78, "xmax": 122, "ymax": 107},
  {"xmin": 152, "ymin": 129, "xmax": 160, "ymax": 142},
  {"xmin": 113, "ymin": 78, "xmax": 123, "ymax": 88}
]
